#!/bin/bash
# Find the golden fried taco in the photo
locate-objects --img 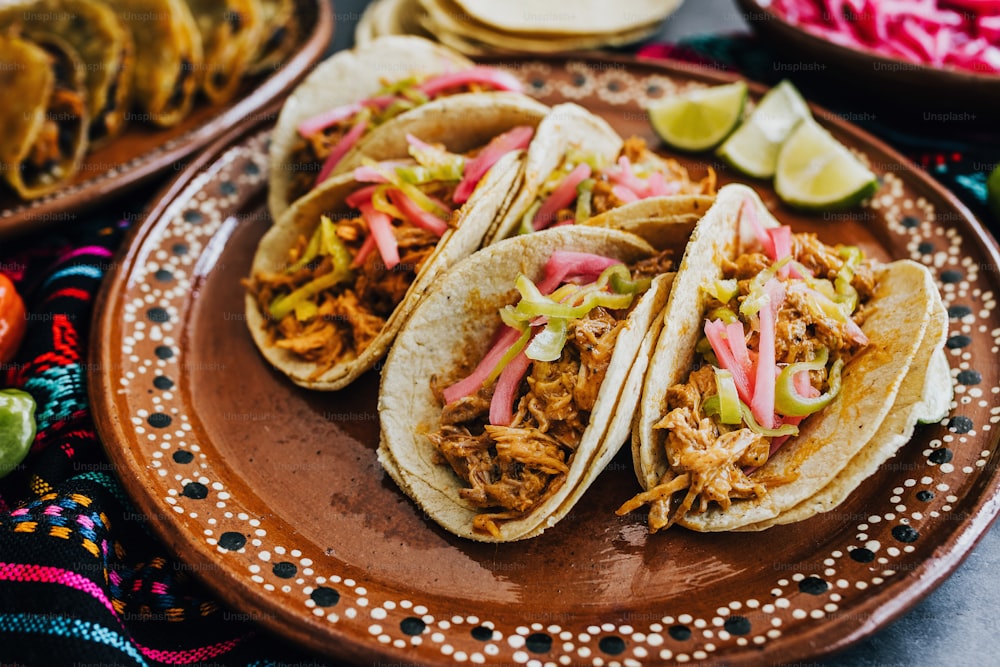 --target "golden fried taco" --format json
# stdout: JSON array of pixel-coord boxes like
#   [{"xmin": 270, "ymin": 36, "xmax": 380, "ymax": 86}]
[
  {"xmin": 485, "ymin": 102, "xmax": 717, "ymax": 245},
  {"xmin": 377, "ymin": 226, "xmax": 679, "ymax": 542},
  {"xmin": 247, "ymin": 0, "xmax": 297, "ymax": 75},
  {"xmin": 245, "ymin": 94, "xmax": 548, "ymax": 390},
  {"xmin": 267, "ymin": 35, "xmax": 531, "ymax": 219},
  {"xmin": 102, "ymin": 0, "xmax": 202, "ymax": 128},
  {"xmin": 619, "ymin": 183, "xmax": 948, "ymax": 532},
  {"xmin": 0, "ymin": 33, "xmax": 88, "ymax": 200},
  {"xmin": 0, "ymin": 0, "xmax": 134, "ymax": 145},
  {"xmin": 186, "ymin": 0, "xmax": 263, "ymax": 104}
]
